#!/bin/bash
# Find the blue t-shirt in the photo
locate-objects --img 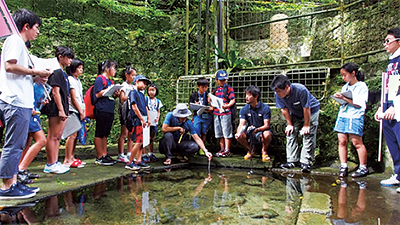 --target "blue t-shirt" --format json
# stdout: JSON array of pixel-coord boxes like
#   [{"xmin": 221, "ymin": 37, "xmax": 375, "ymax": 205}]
[
  {"xmin": 275, "ymin": 83, "xmax": 320, "ymax": 119},
  {"xmin": 239, "ymin": 101, "xmax": 271, "ymax": 128},
  {"xmin": 94, "ymin": 75, "xmax": 115, "ymax": 113},
  {"xmin": 163, "ymin": 112, "xmax": 197, "ymax": 142},
  {"xmin": 129, "ymin": 89, "xmax": 147, "ymax": 121}
]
